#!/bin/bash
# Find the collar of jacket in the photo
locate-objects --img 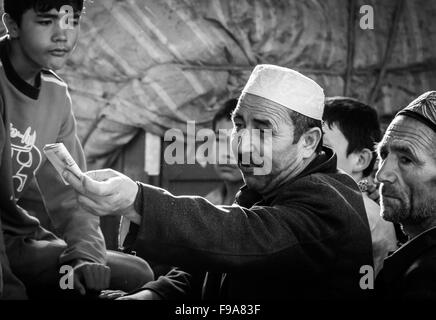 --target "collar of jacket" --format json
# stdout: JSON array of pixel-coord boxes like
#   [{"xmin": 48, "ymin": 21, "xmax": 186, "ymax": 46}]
[
  {"xmin": 381, "ymin": 226, "xmax": 436, "ymax": 282},
  {"xmin": 235, "ymin": 146, "xmax": 338, "ymax": 207}
]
